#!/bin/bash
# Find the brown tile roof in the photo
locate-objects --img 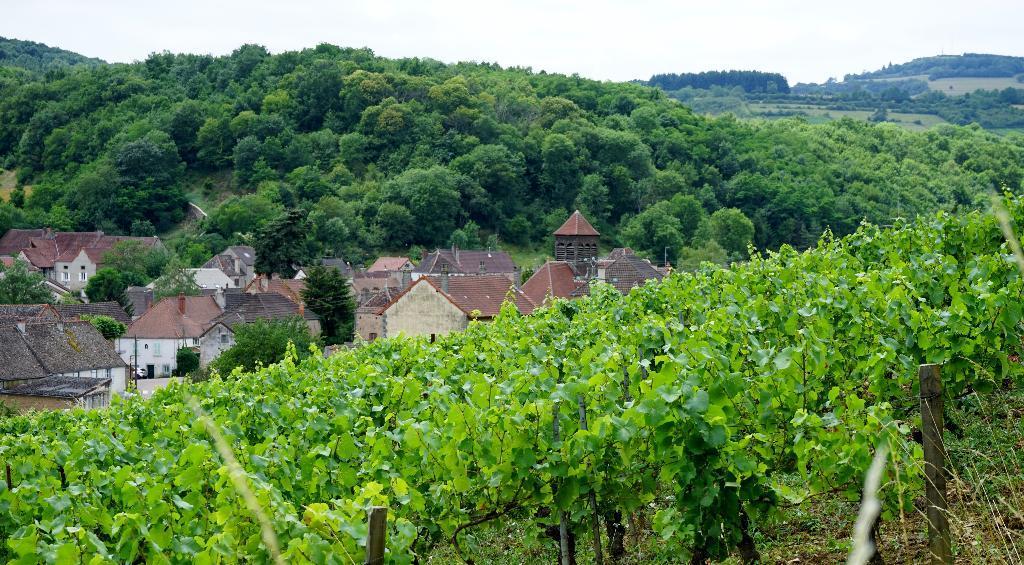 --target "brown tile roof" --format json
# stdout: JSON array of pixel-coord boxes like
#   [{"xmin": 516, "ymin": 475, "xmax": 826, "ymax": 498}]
[
  {"xmin": 356, "ymin": 286, "xmax": 402, "ymax": 312},
  {"xmin": 553, "ymin": 210, "xmax": 600, "ymax": 237},
  {"xmin": 0, "ymin": 229, "xmax": 45, "ymax": 256},
  {"xmin": 603, "ymin": 252, "xmax": 664, "ymax": 294},
  {"xmin": 17, "ymin": 321, "xmax": 126, "ymax": 375},
  {"xmin": 367, "ymin": 256, "xmax": 412, "ymax": 272},
  {"xmin": 0, "ymin": 304, "xmax": 62, "ymax": 325},
  {"xmin": 417, "ymin": 249, "xmax": 517, "ymax": 276},
  {"xmin": 522, "ymin": 261, "xmax": 587, "ymax": 306},
  {"xmin": 421, "ymin": 275, "xmax": 536, "ymax": 317},
  {"xmin": 56, "ymin": 302, "xmax": 132, "ymax": 325},
  {"xmin": 2, "ymin": 230, "xmax": 161, "ymax": 269},
  {"xmin": 124, "ymin": 295, "xmax": 222, "ymax": 339},
  {"xmin": 209, "ymin": 293, "xmax": 318, "ymax": 331},
  {"xmin": 245, "ymin": 275, "xmax": 306, "ymax": 303},
  {"xmin": 0, "ymin": 325, "xmax": 48, "ymax": 381}
]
